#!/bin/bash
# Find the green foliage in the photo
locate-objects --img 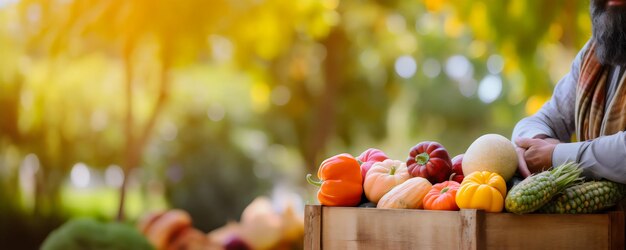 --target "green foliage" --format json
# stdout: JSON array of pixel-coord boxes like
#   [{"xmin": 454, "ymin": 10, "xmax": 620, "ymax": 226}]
[
  {"xmin": 161, "ymin": 113, "xmax": 269, "ymax": 231},
  {"xmin": 41, "ymin": 218, "xmax": 153, "ymax": 250}
]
